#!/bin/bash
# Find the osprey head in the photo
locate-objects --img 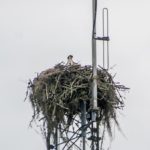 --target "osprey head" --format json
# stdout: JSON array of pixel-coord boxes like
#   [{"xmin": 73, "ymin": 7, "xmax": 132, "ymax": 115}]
[{"xmin": 67, "ymin": 55, "xmax": 73, "ymax": 60}]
